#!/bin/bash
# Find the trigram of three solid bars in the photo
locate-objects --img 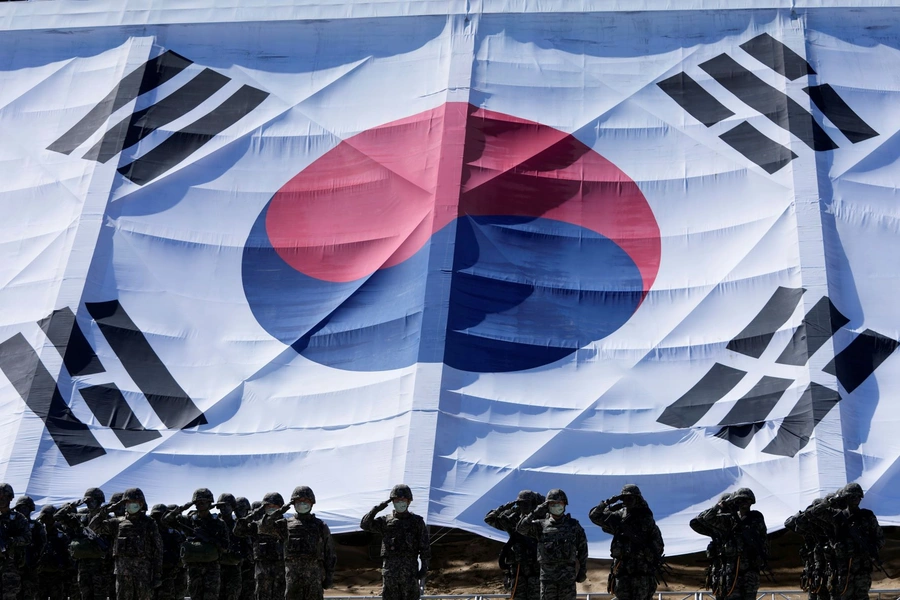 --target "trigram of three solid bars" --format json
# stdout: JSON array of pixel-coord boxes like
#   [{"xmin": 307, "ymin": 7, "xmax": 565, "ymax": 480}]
[{"xmin": 658, "ymin": 33, "xmax": 878, "ymax": 174}]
